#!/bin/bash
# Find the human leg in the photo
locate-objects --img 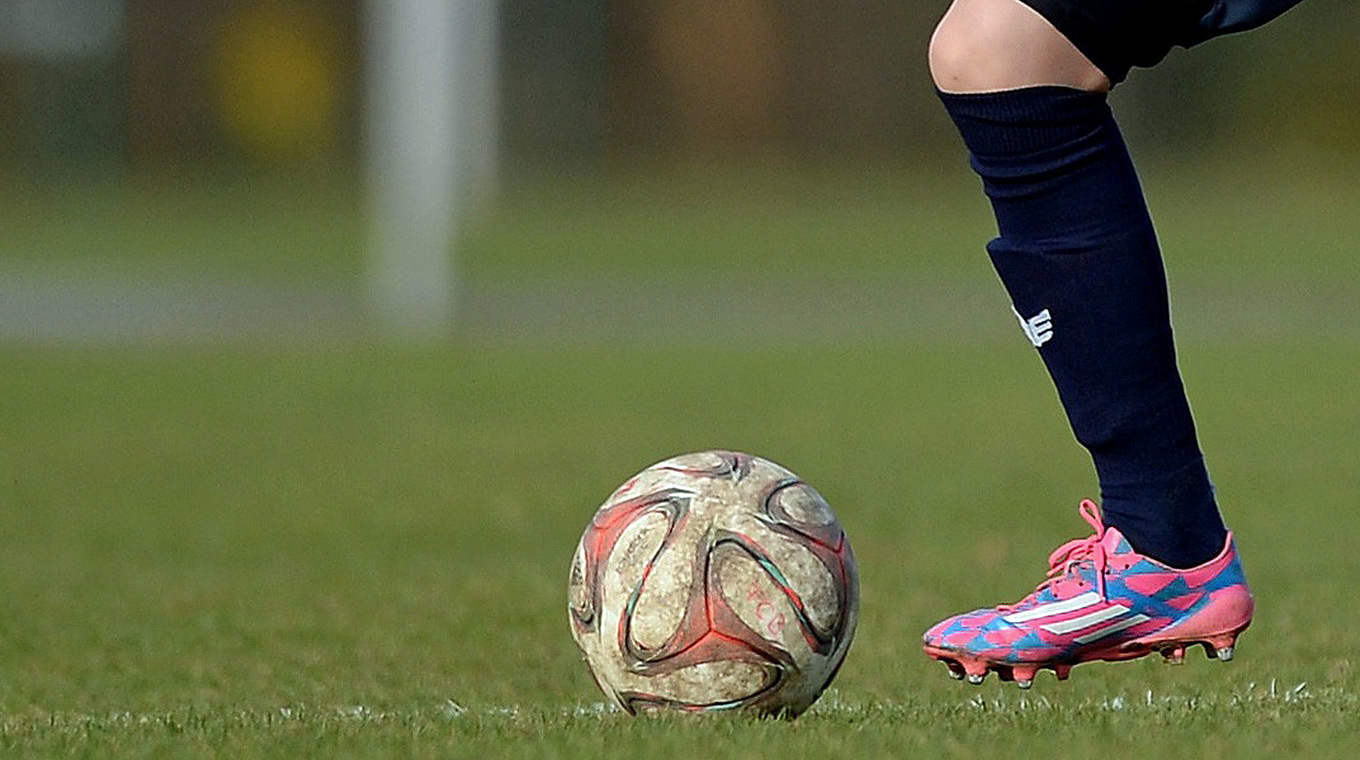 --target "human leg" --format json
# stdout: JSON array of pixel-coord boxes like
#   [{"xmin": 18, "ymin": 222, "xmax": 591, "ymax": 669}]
[
  {"xmin": 920, "ymin": 0, "xmax": 1267, "ymax": 684},
  {"xmin": 932, "ymin": 0, "xmax": 1227, "ymax": 568}
]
